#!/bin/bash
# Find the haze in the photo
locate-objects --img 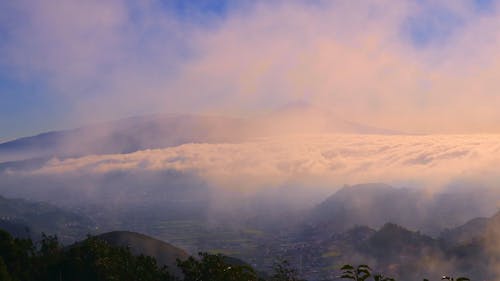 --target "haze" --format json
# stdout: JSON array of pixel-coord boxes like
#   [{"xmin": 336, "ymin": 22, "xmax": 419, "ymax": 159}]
[
  {"xmin": 2, "ymin": 1, "xmax": 500, "ymax": 280},
  {"xmin": 2, "ymin": 0, "xmax": 500, "ymax": 138}
]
